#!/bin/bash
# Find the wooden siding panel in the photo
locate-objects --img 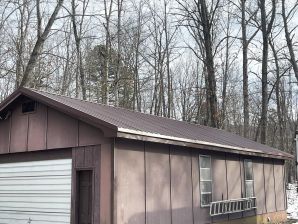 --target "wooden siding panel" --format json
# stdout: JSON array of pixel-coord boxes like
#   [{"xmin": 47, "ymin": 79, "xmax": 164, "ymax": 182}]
[
  {"xmin": 74, "ymin": 147, "xmax": 85, "ymax": 168},
  {"xmin": 99, "ymin": 143, "xmax": 112, "ymax": 224},
  {"xmin": 274, "ymin": 161, "xmax": 285, "ymax": 211},
  {"xmin": 145, "ymin": 142, "xmax": 171, "ymax": 224},
  {"xmin": 226, "ymin": 155, "xmax": 243, "ymax": 220},
  {"xmin": 212, "ymin": 155, "xmax": 228, "ymax": 201},
  {"xmin": 47, "ymin": 108, "xmax": 78, "ymax": 149},
  {"xmin": 170, "ymin": 147, "xmax": 193, "ymax": 224},
  {"xmin": 0, "ymin": 118, "xmax": 10, "ymax": 154},
  {"xmin": 79, "ymin": 121, "xmax": 106, "ymax": 146},
  {"xmin": 72, "ymin": 146, "xmax": 102, "ymax": 224},
  {"xmin": 192, "ymin": 152, "xmax": 210, "ymax": 224},
  {"xmin": 84, "ymin": 146, "xmax": 95, "ymax": 168},
  {"xmin": 264, "ymin": 159, "xmax": 276, "ymax": 213},
  {"xmin": 27, "ymin": 103, "xmax": 47, "ymax": 151},
  {"xmin": 212, "ymin": 154, "xmax": 228, "ymax": 222},
  {"xmin": 10, "ymin": 105, "xmax": 28, "ymax": 152},
  {"xmin": 253, "ymin": 159, "xmax": 266, "ymax": 214},
  {"xmin": 115, "ymin": 139, "xmax": 145, "ymax": 224}
]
